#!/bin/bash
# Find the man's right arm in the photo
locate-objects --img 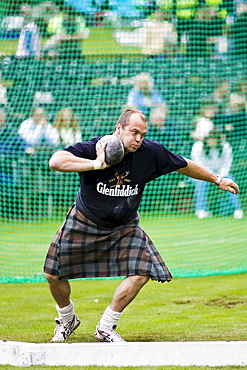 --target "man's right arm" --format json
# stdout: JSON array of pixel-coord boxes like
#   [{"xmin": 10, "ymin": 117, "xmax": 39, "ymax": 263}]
[{"xmin": 49, "ymin": 147, "xmax": 108, "ymax": 173}]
